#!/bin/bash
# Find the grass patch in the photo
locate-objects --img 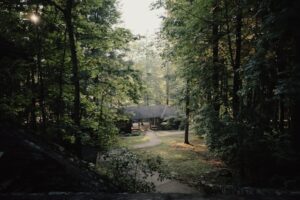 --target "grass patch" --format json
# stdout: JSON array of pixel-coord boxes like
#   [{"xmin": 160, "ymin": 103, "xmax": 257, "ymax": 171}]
[
  {"xmin": 118, "ymin": 133, "xmax": 150, "ymax": 147},
  {"xmin": 126, "ymin": 132, "xmax": 223, "ymax": 186}
]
